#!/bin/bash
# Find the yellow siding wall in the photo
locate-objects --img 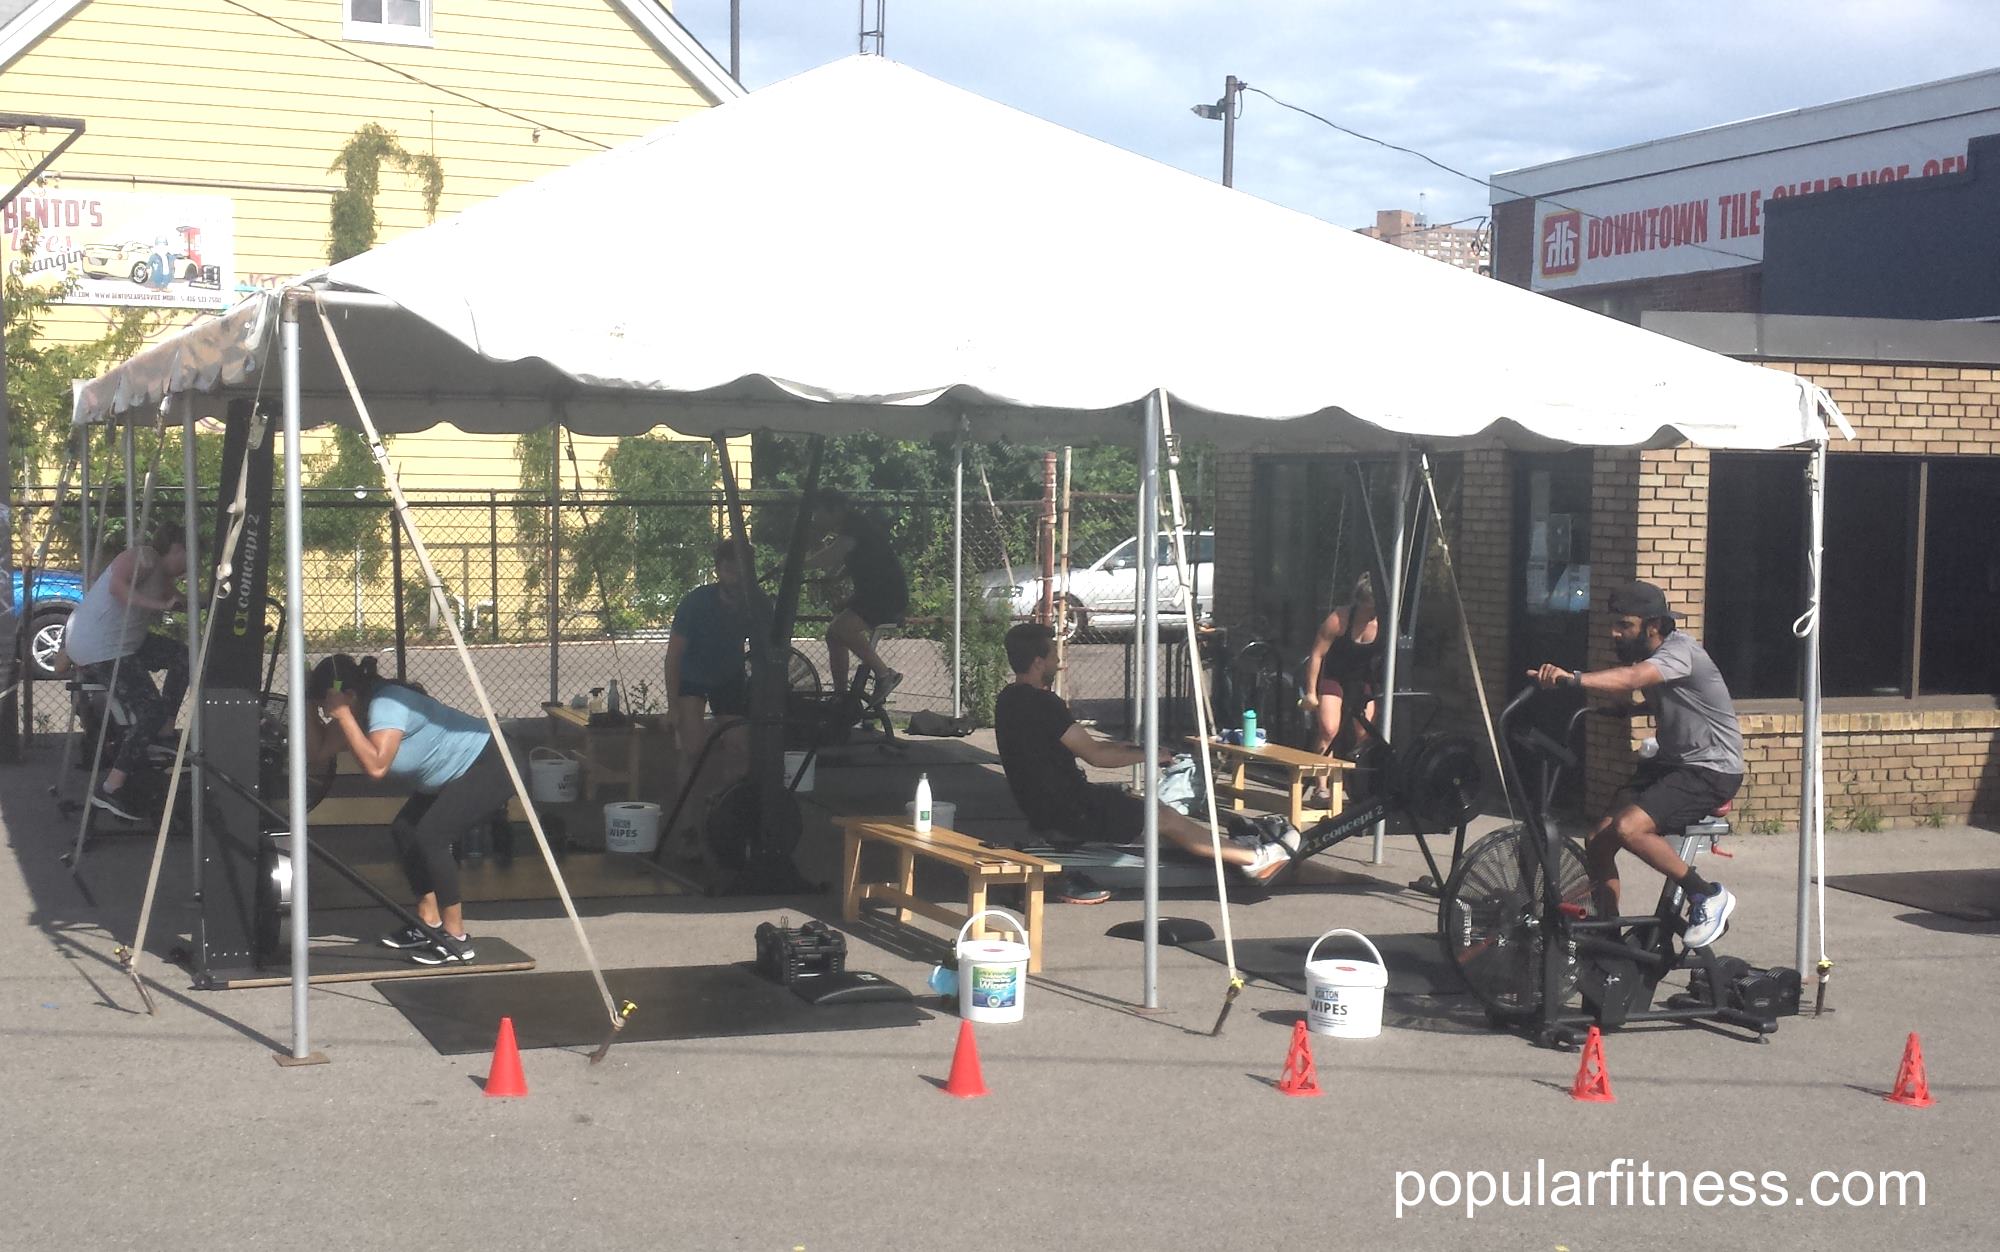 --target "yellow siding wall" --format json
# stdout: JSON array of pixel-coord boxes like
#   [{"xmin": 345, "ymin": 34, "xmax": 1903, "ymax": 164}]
[{"xmin": 1, "ymin": 0, "xmax": 720, "ymax": 491}]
